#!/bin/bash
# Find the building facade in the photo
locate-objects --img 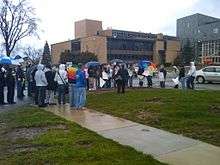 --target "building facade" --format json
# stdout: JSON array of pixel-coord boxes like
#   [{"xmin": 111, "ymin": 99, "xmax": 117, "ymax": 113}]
[
  {"xmin": 52, "ymin": 19, "xmax": 180, "ymax": 65},
  {"xmin": 177, "ymin": 13, "xmax": 220, "ymax": 64}
]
